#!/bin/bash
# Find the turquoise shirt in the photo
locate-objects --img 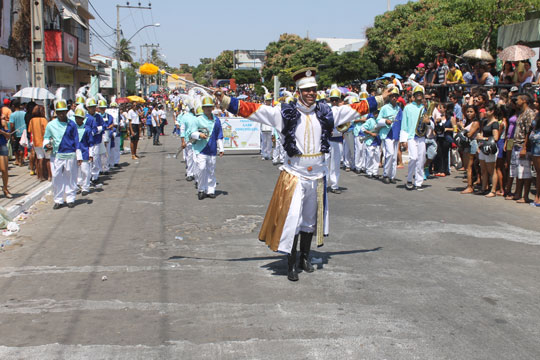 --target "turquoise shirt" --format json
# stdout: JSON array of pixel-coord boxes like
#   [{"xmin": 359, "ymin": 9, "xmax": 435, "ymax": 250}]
[
  {"xmin": 377, "ymin": 104, "xmax": 400, "ymax": 140},
  {"xmin": 9, "ymin": 110, "xmax": 26, "ymax": 137},
  {"xmin": 401, "ymin": 102, "xmax": 425, "ymax": 141},
  {"xmin": 43, "ymin": 118, "xmax": 75, "ymax": 159},
  {"xmin": 360, "ymin": 118, "xmax": 377, "ymax": 146},
  {"xmin": 190, "ymin": 114, "xmax": 217, "ymax": 154}
]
